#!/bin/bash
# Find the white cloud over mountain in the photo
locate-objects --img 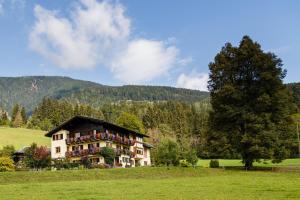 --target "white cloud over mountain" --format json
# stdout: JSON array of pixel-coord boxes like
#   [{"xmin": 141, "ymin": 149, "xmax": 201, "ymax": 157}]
[
  {"xmin": 176, "ymin": 73, "xmax": 209, "ymax": 91},
  {"xmin": 29, "ymin": 0, "xmax": 183, "ymax": 84}
]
